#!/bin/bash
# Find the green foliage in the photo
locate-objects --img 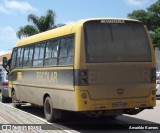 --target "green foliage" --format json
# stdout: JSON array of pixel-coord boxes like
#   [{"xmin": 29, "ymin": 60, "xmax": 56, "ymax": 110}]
[
  {"xmin": 17, "ymin": 9, "xmax": 65, "ymax": 39},
  {"xmin": 17, "ymin": 25, "xmax": 38, "ymax": 39},
  {"xmin": 128, "ymin": 10, "xmax": 153, "ymax": 30},
  {"xmin": 128, "ymin": 0, "xmax": 160, "ymax": 48},
  {"xmin": 151, "ymin": 28, "xmax": 160, "ymax": 48}
]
